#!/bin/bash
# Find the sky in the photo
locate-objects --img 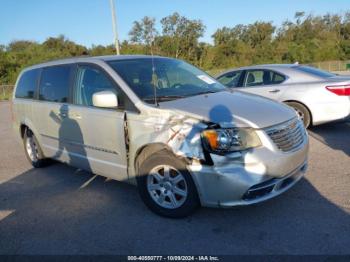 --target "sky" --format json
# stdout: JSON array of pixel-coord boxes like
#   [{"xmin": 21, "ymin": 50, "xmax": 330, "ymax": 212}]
[{"xmin": 0, "ymin": 0, "xmax": 349, "ymax": 47}]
